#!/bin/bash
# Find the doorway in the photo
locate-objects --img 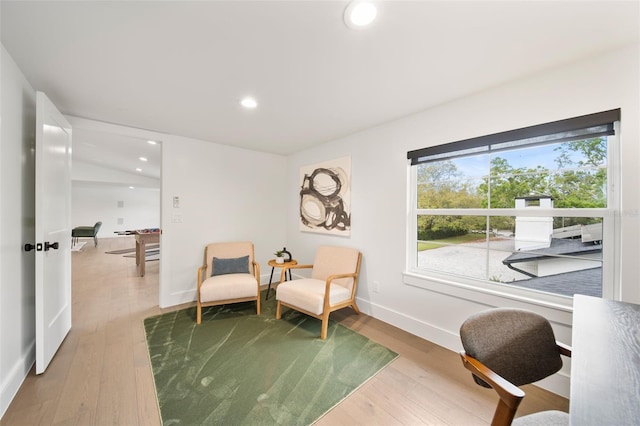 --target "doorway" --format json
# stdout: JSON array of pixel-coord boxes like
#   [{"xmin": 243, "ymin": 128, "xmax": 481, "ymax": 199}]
[{"xmin": 70, "ymin": 119, "xmax": 162, "ymax": 290}]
